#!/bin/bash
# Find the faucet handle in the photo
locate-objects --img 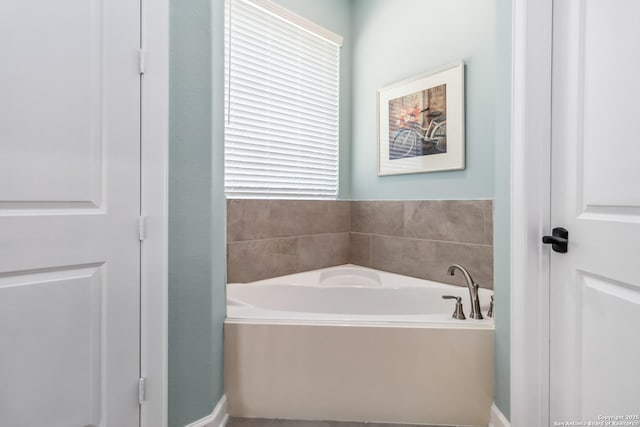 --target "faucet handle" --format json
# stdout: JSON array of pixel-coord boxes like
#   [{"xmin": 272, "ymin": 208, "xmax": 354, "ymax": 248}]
[
  {"xmin": 487, "ymin": 295, "xmax": 494, "ymax": 318},
  {"xmin": 442, "ymin": 295, "xmax": 466, "ymax": 320}
]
